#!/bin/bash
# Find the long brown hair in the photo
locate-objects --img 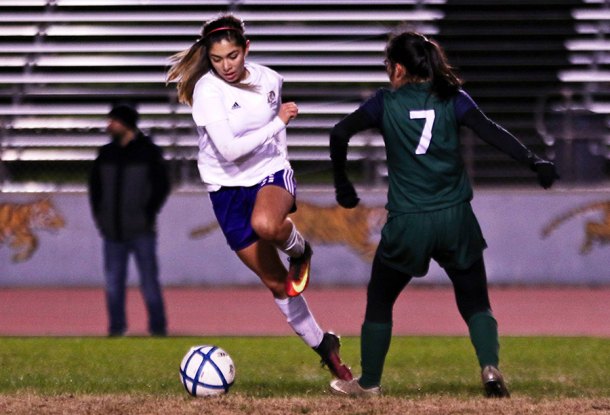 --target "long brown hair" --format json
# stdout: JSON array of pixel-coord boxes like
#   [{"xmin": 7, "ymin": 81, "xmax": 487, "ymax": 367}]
[
  {"xmin": 166, "ymin": 14, "xmax": 247, "ymax": 106},
  {"xmin": 385, "ymin": 32, "xmax": 462, "ymax": 100}
]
